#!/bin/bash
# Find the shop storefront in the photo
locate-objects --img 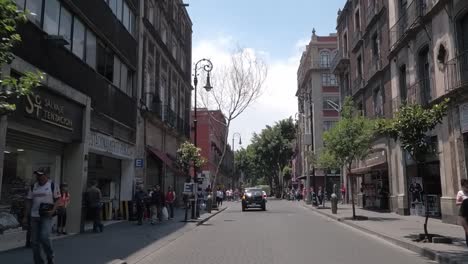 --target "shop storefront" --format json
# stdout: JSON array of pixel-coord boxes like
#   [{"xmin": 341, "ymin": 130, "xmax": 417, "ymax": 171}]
[
  {"xmin": 88, "ymin": 131, "xmax": 135, "ymax": 221},
  {"xmin": 405, "ymin": 143, "xmax": 442, "ymax": 217},
  {"xmin": 351, "ymin": 149, "xmax": 390, "ymax": 211},
  {"xmin": 0, "ymin": 87, "xmax": 85, "ymax": 234}
]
